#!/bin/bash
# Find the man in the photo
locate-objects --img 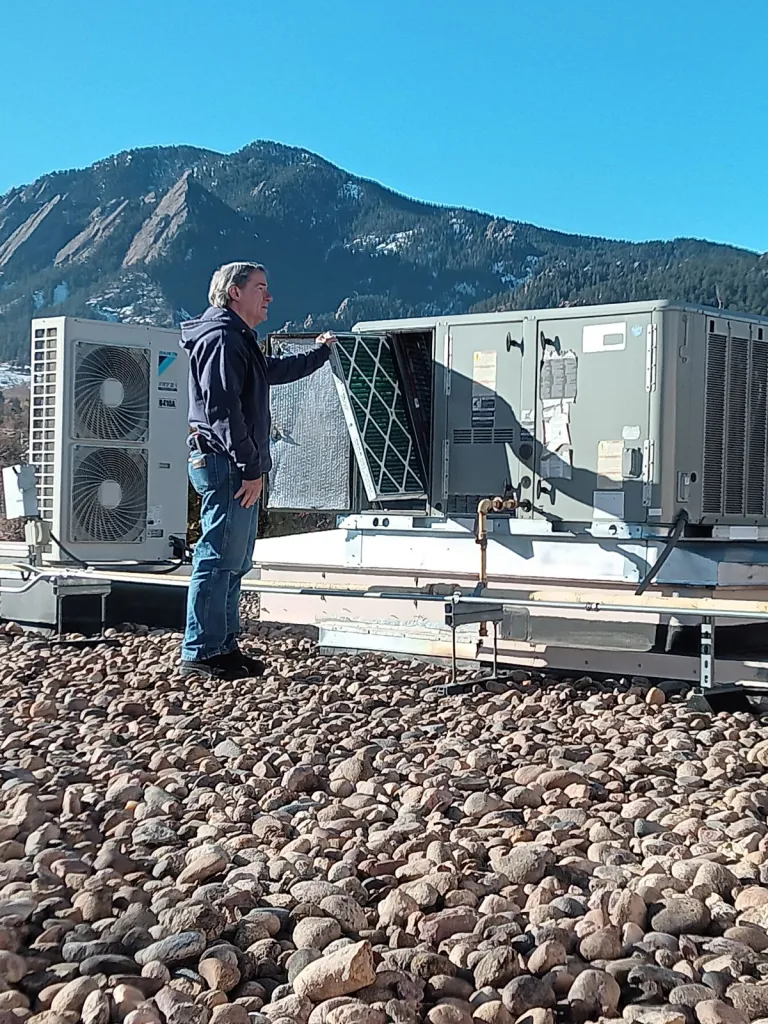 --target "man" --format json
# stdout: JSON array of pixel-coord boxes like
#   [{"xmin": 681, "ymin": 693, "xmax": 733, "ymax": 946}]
[{"xmin": 179, "ymin": 261, "xmax": 335, "ymax": 680}]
